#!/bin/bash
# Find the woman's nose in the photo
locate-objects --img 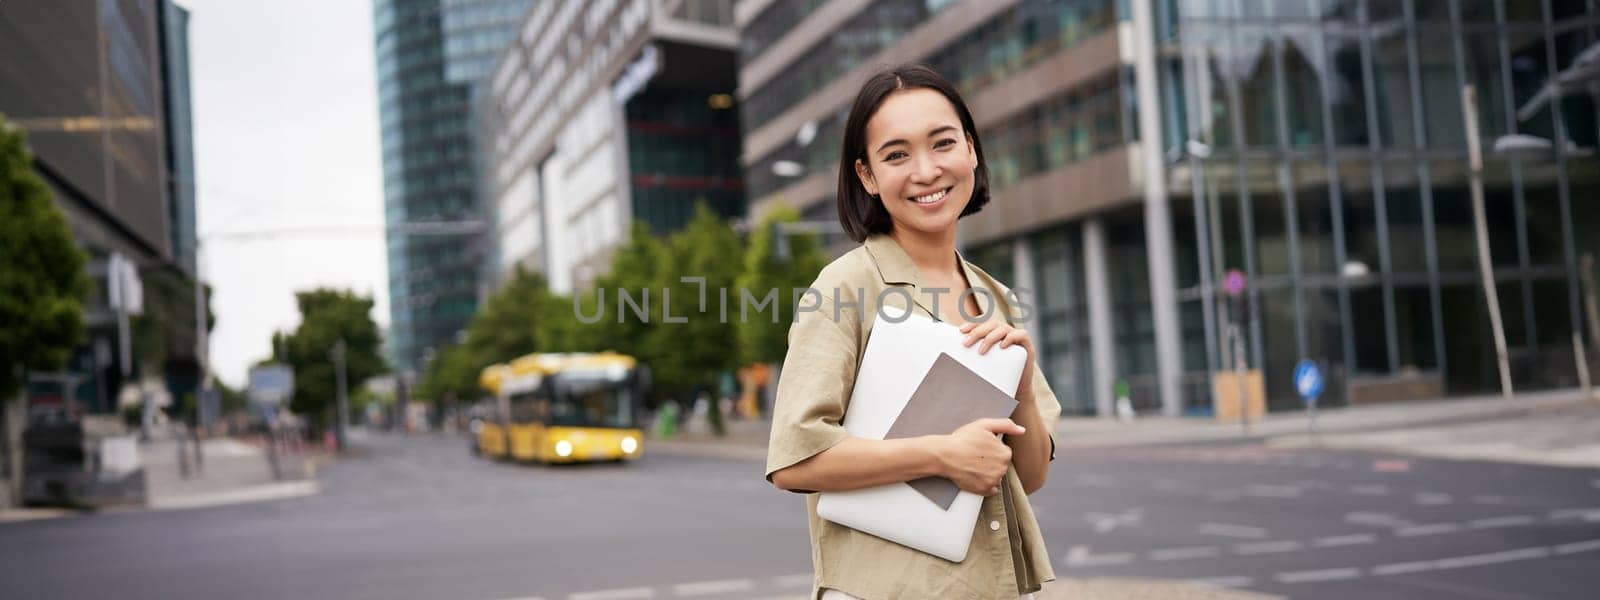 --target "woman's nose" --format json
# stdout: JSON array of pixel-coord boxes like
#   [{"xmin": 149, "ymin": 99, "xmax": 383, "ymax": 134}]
[{"xmin": 910, "ymin": 154, "xmax": 941, "ymax": 183}]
